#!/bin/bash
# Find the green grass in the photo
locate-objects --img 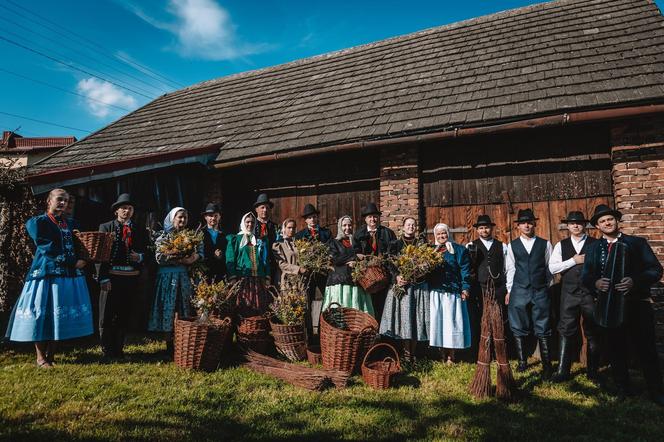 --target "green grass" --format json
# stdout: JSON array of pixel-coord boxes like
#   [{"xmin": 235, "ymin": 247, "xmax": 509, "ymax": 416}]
[{"xmin": 1, "ymin": 337, "xmax": 662, "ymax": 442}]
